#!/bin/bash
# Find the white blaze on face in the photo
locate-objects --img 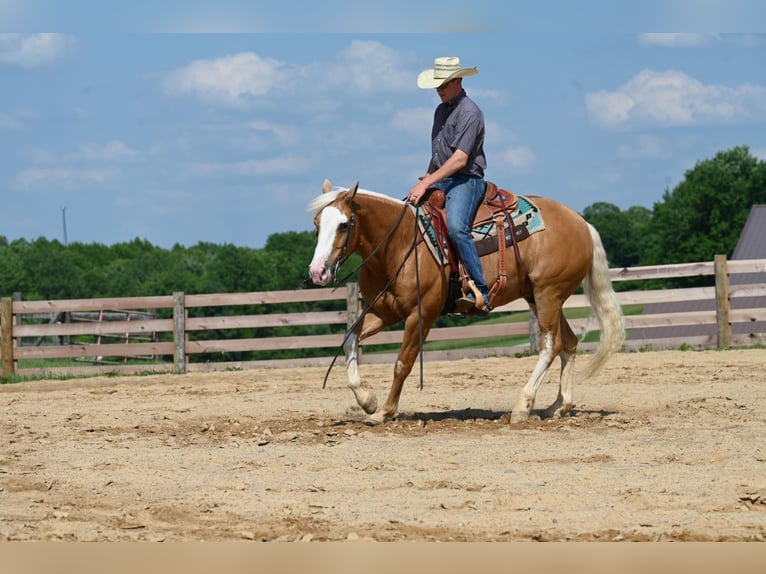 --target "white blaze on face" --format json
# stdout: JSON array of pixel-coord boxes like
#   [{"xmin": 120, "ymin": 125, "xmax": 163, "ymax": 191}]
[{"xmin": 309, "ymin": 206, "xmax": 347, "ymax": 286}]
